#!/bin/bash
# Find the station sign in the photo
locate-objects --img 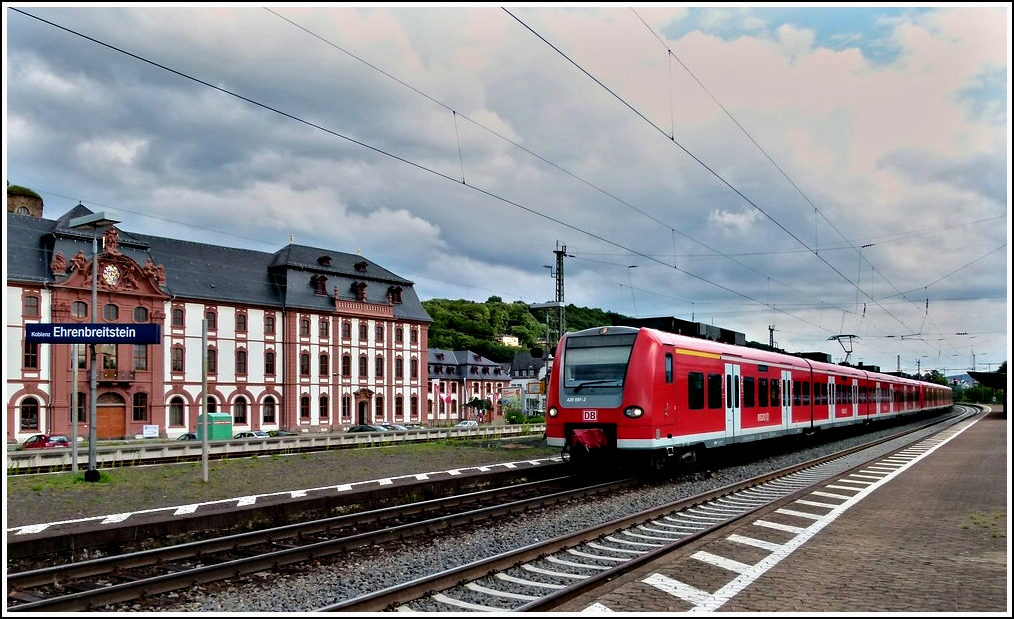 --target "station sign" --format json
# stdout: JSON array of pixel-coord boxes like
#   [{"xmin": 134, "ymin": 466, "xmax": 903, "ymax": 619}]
[{"xmin": 25, "ymin": 323, "xmax": 162, "ymax": 344}]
